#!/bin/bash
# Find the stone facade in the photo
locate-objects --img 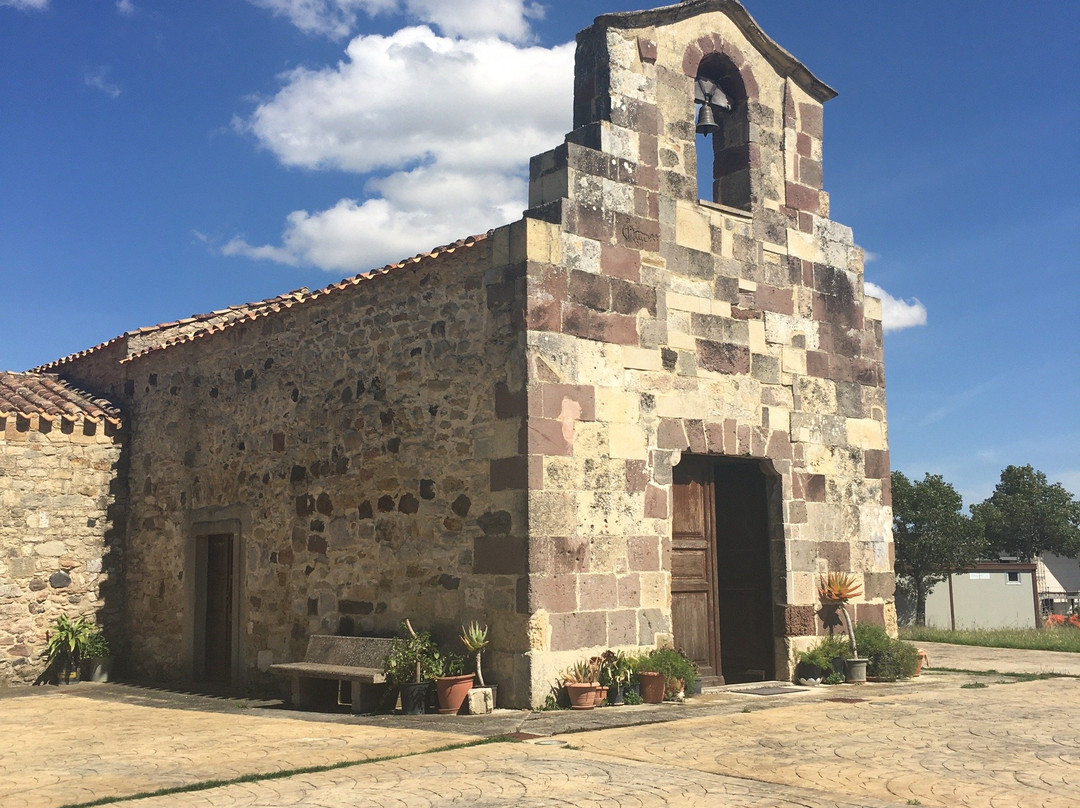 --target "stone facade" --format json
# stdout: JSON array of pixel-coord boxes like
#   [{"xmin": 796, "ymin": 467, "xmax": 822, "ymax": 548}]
[
  {"xmin": 39, "ymin": 0, "xmax": 894, "ymax": 707},
  {"xmin": 0, "ymin": 375, "xmax": 122, "ymax": 685}
]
